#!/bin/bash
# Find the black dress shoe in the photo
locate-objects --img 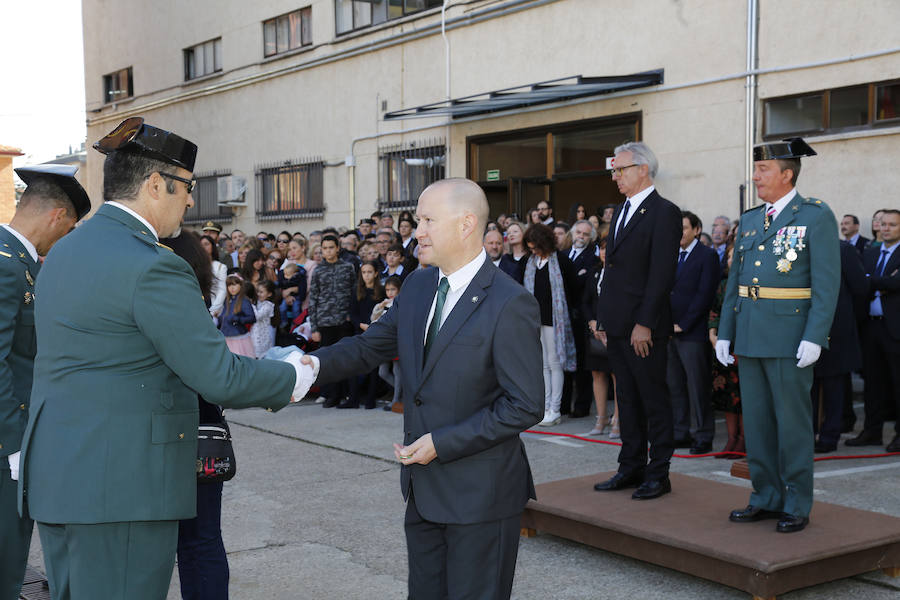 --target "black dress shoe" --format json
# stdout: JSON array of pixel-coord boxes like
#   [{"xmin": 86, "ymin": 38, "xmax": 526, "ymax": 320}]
[
  {"xmin": 689, "ymin": 442, "xmax": 713, "ymax": 455},
  {"xmin": 672, "ymin": 438, "xmax": 693, "ymax": 449},
  {"xmin": 322, "ymin": 397, "xmax": 341, "ymax": 408},
  {"xmin": 337, "ymin": 400, "xmax": 359, "ymax": 409},
  {"xmin": 814, "ymin": 441, "xmax": 837, "ymax": 453},
  {"xmin": 593, "ymin": 472, "xmax": 642, "ymax": 491},
  {"xmin": 845, "ymin": 430, "xmax": 883, "ymax": 446},
  {"xmin": 887, "ymin": 436, "xmax": 900, "ymax": 453},
  {"xmin": 776, "ymin": 514, "xmax": 809, "ymax": 533},
  {"xmin": 631, "ymin": 478, "xmax": 671, "ymax": 500},
  {"xmin": 729, "ymin": 505, "xmax": 781, "ymax": 523}
]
